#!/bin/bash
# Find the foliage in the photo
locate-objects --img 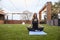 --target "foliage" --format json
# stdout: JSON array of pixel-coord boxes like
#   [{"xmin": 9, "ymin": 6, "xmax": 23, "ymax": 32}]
[
  {"xmin": 52, "ymin": 1, "xmax": 60, "ymax": 14},
  {"xmin": 51, "ymin": 1, "xmax": 60, "ymax": 19},
  {"xmin": 40, "ymin": 20, "xmax": 46, "ymax": 24}
]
